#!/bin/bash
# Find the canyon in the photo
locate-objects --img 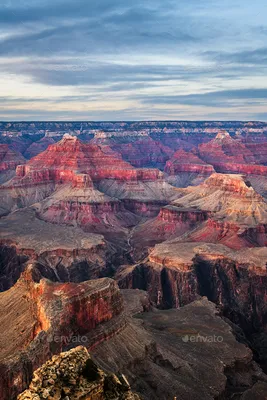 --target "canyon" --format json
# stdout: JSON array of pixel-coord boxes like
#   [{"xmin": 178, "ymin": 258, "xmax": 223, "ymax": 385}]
[{"xmin": 1, "ymin": 122, "xmax": 267, "ymax": 399}]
